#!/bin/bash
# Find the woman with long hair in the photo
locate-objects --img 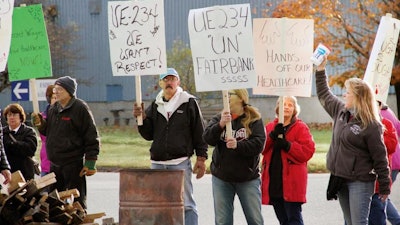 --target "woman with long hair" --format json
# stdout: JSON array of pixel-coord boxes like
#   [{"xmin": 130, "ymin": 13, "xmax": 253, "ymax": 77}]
[
  {"xmin": 315, "ymin": 58, "xmax": 390, "ymax": 225},
  {"xmin": 203, "ymin": 89, "xmax": 266, "ymax": 225}
]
